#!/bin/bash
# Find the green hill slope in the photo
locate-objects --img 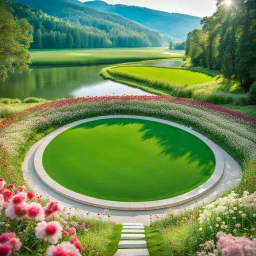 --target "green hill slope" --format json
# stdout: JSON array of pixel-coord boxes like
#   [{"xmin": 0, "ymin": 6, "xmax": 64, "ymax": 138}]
[
  {"xmin": 84, "ymin": 1, "xmax": 202, "ymax": 39},
  {"xmin": 12, "ymin": 0, "xmax": 166, "ymax": 48}
]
